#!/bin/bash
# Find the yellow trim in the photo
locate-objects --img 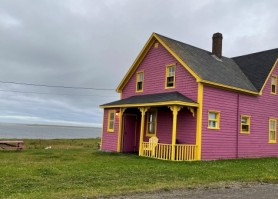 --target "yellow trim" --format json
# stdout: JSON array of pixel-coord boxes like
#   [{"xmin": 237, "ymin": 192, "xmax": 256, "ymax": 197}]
[
  {"xmin": 207, "ymin": 110, "xmax": 220, "ymax": 130},
  {"xmin": 116, "ymin": 34, "xmax": 156, "ymax": 92},
  {"xmin": 145, "ymin": 109, "xmax": 158, "ymax": 137},
  {"xmin": 100, "ymin": 101, "xmax": 198, "ymax": 109},
  {"xmin": 117, "ymin": 108, "xmax": 125, "ymax": 152},
  {"xmin": 240, "ymin": 115, "xmax": 251, "ymax": 134},
  {"xmin": 259, "ymin": 58, "xmax": 278, "ymax": 95},
  {"xmin": 107, "ymin": 110, "xmax": 116, "ymax": 132},
  {"xmin": 201, "ymin": 80, "xmax": 259, "ymax": 95},
  {"xmin": 153, "ymin": 33, "xmax": 201, "ymax": 82},
  {"xmin": 165, "ymin": 64, "xmax": 176, "ymax": 89},
  {"xmin": 196, "ymin": 83, "xmax": 203, "ymax": 160},
  {"xmin": 139, "ymin": 107, "xmax": 149, "ymax": 155},
  {"xmin": 154, "ymin": 42, "xmax": 159, "ymax": 48},
  {"xmin": 136, "ymin": 71, "xmax": 144, "ymax": 92},
  {"xmin": 270, "ymin": 75, "xmax": 277, "ymax": 95},
  {"xmin": 269, "ymin": 118, "xmax": 277, "ymax": 144}
]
